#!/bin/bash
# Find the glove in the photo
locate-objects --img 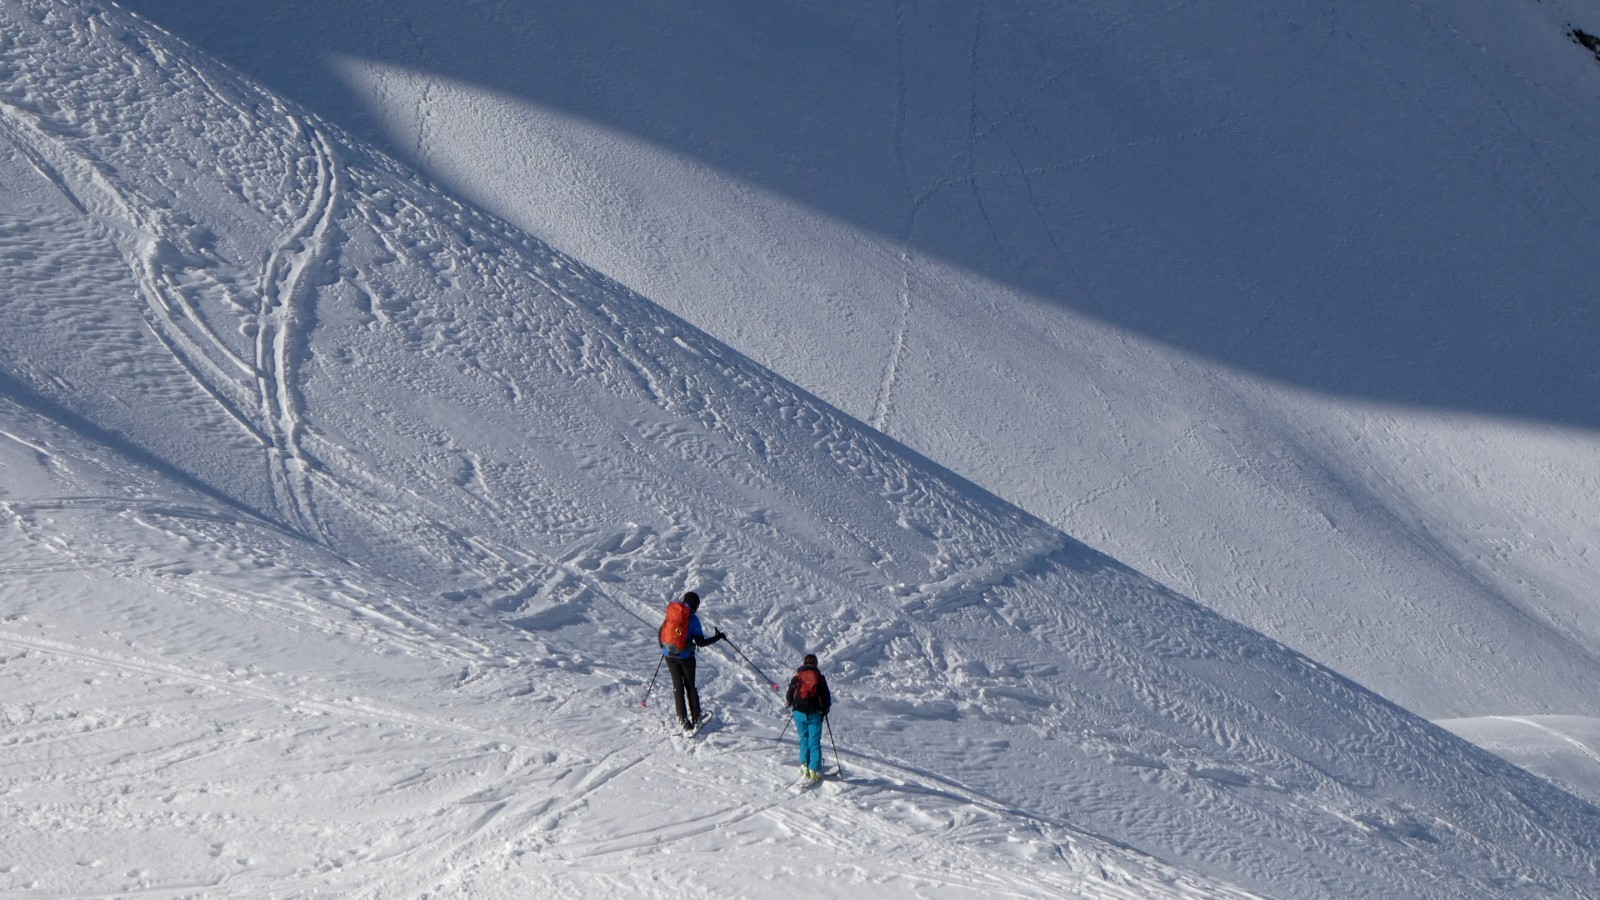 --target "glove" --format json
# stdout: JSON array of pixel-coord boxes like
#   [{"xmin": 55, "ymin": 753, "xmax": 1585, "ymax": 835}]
[{"xmin": 713, "ymin": 629, "xmax": 726, "ymax": 641}]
